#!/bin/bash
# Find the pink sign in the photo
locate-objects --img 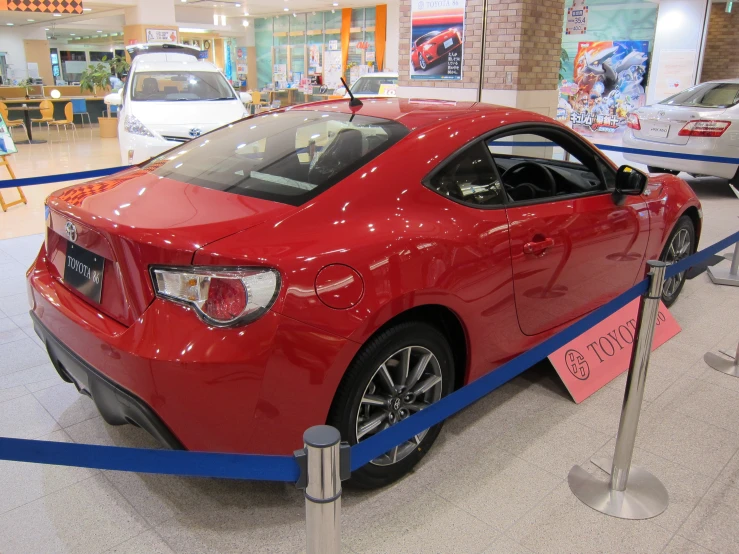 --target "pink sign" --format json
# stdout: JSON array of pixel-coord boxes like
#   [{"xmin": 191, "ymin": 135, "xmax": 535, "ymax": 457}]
[{"xmin": 549, "ymin": 298, "xmax": 681, "ymax": 403}]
